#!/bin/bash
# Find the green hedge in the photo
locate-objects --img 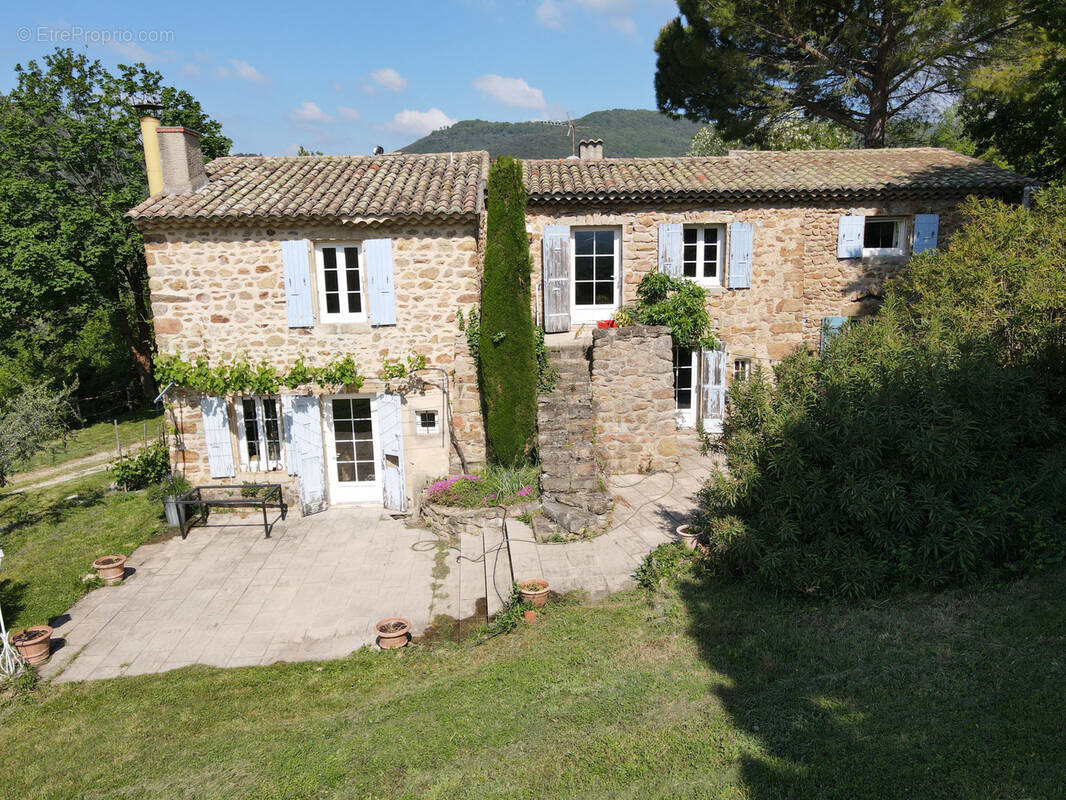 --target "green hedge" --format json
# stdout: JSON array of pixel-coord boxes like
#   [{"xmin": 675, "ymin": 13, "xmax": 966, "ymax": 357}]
[{"xmin": 480, "ymin": 156, "xmax": 538, "ymax": 464}]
